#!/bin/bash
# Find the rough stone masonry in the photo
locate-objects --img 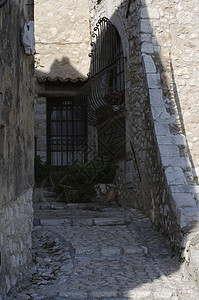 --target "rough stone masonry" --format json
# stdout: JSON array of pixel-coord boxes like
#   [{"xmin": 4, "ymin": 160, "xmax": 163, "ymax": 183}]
[
  {"xmin": 88, "ymin": 0, "xmax": 199, "ymax": 284},
  {"xmin": 0, "ymin": 0, "xmax": 34, "ymax": 296}
]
